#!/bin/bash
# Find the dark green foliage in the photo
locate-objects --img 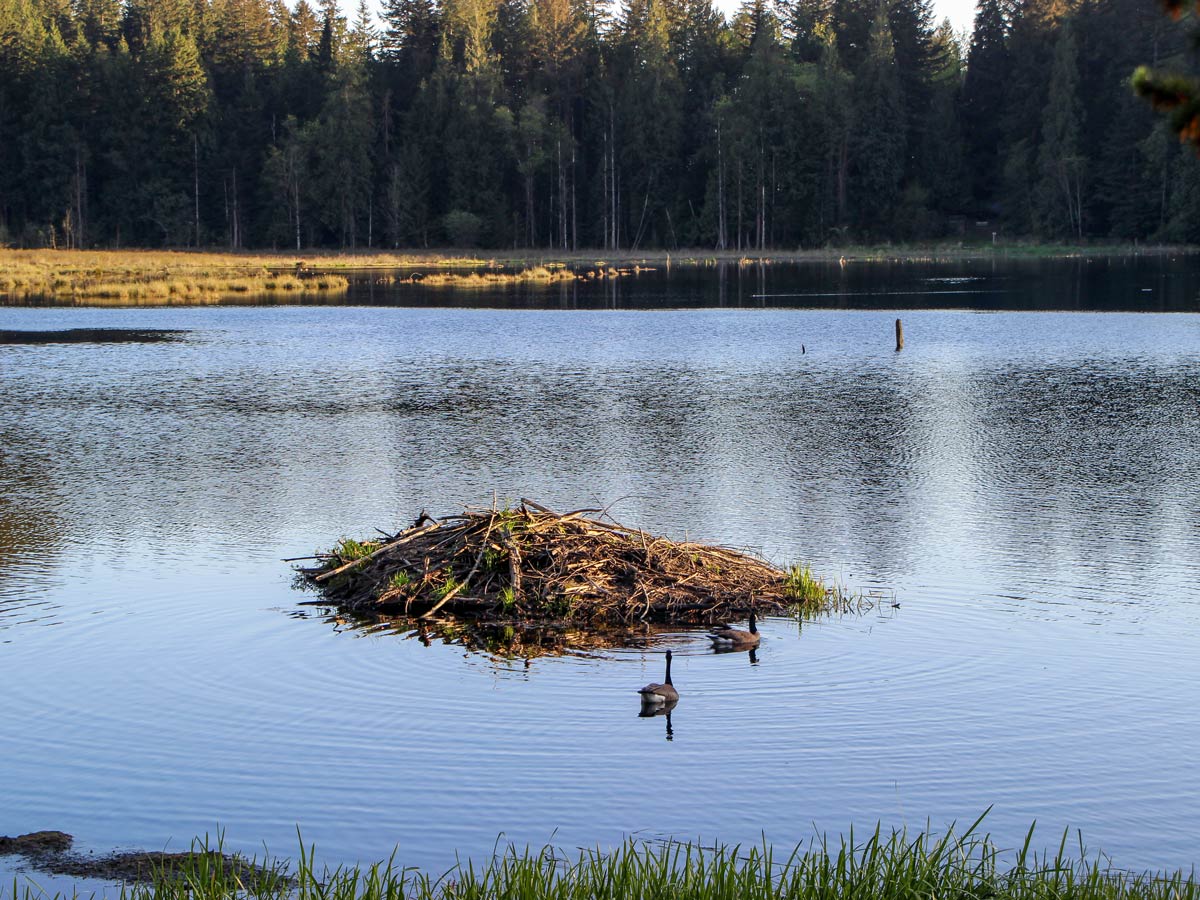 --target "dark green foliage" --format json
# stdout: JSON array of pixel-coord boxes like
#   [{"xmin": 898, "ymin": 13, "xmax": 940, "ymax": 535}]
[
  {"xmin": 962, "ymin": 0, "xmax": 1008, "ymax": 210},
  {"xmin": 852, "ymin": 4, "xmax": 904, "ymax": 235},
  {"xmin": 1034, "ymin": 20, "xmax": 1083, "ymax": 237},
  {"xmin": 0, "ymin": 0, "xmax": 1192, "ymax": 248},
  {"xmin": 1133, "ymin": 0, "xmax": 1200, "ymax": 151}
]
